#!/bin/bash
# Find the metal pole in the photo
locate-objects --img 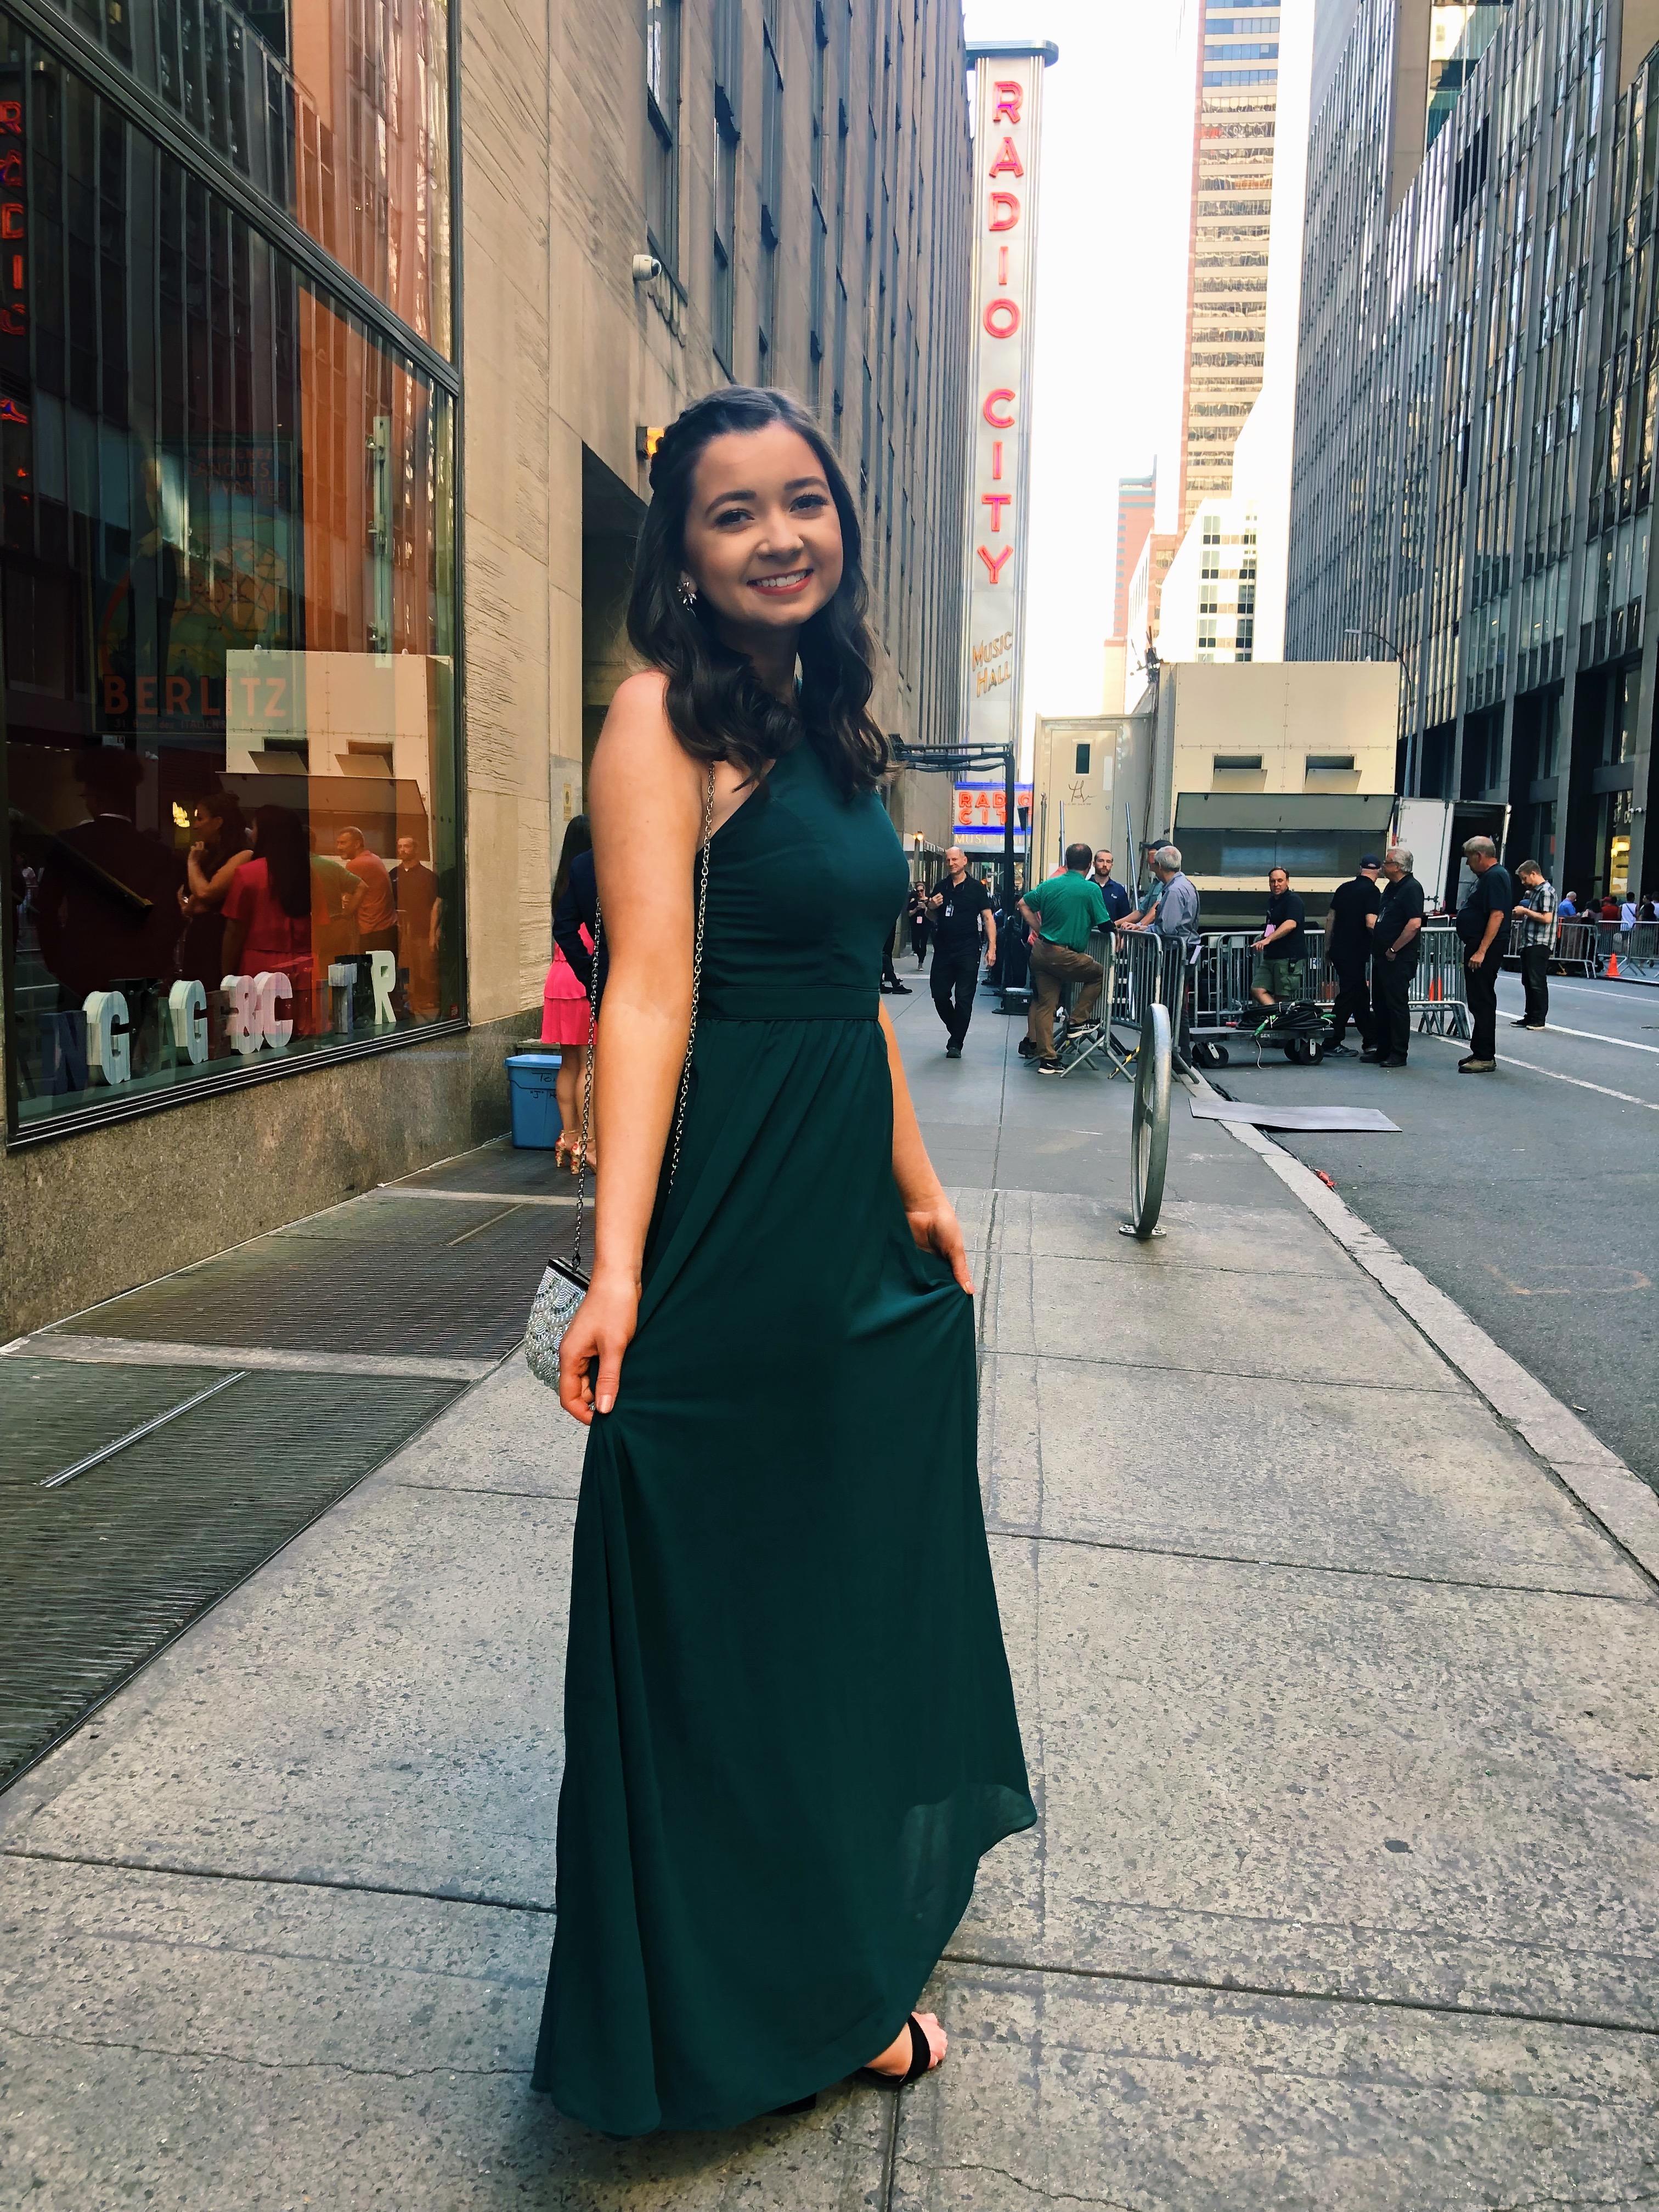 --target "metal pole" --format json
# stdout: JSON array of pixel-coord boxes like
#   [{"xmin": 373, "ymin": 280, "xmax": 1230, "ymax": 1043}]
[{"xmin": 1003, "ymin": 743, "xmax": 1016, "ymax": 905}]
